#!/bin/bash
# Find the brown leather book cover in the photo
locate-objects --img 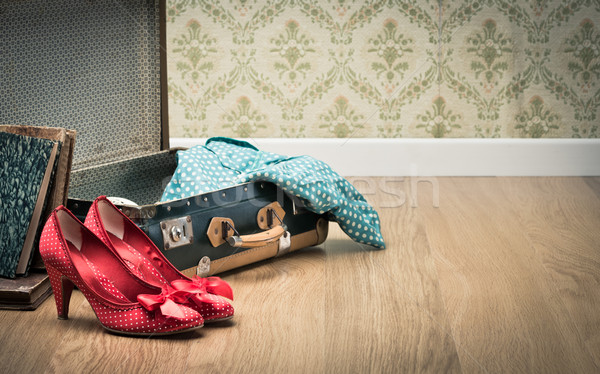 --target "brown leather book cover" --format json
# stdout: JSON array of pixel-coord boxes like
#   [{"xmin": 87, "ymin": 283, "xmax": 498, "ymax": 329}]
[{"xmin": 0, "ymin": 272, "xmax": 51, "ymax": 310}]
